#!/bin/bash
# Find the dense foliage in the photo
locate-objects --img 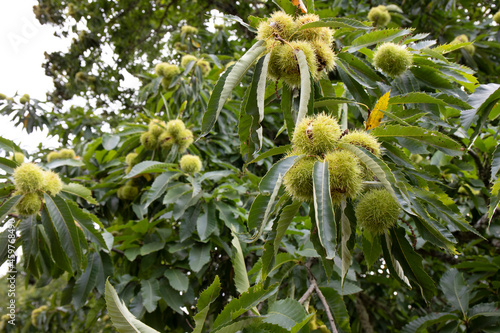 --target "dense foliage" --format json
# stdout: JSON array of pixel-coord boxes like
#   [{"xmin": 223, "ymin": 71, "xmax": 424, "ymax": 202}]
[{"xmin": 1, "ymin": 0, "xmax": 500, "ymax": 332}]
